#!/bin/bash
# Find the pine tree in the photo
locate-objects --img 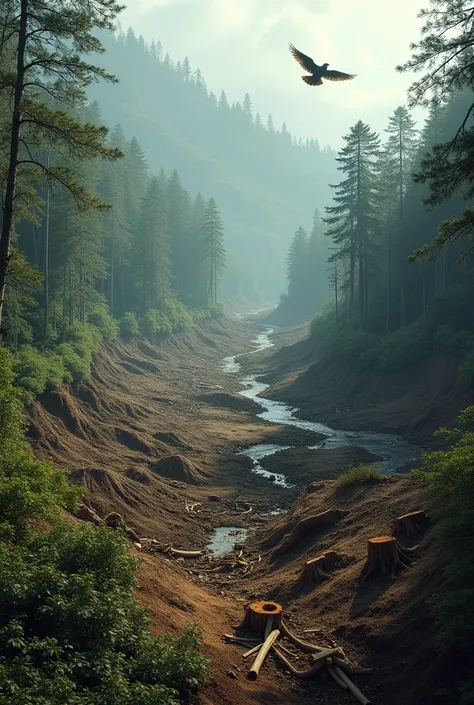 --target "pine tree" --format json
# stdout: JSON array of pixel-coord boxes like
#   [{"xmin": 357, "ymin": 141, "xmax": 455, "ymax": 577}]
[
  {"xmin": 243, "ymin": 93, "xmax": 253, "ymax": 119},
  {"xmin": 167, "ymin": 170, "xmax": 192, "ymax": 301},
  {"xmin": 254, "ymin": 113, "xmax": 263, "ymax": 128},
  {"xmin": 286, "ymin": 226, "xmax": 308, "ymax": 307},
  {"xmin": 136, "ymin": 176, "xmax": 171, "ymax": 311},
  {"xmin": 202, "ymin": 198, "xmax": 226, "ymax": 304},
  {"xmin": 218, "ymin": 91, "xmax": 229, "ymax": 111},
  {"xmin": 325, "ymin": 120, "xmax": 380, "ymax": 328},
  {"xmin": 182, "ymin": 57, "xmax": 192, "ymax": 82},
  {"xmin": 267, "ymin": 114, "xmax": 275, "ymax": 133},
  {"xmin": 0, "ymin": 0, "xmax": 123, "ymax": 335}
]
